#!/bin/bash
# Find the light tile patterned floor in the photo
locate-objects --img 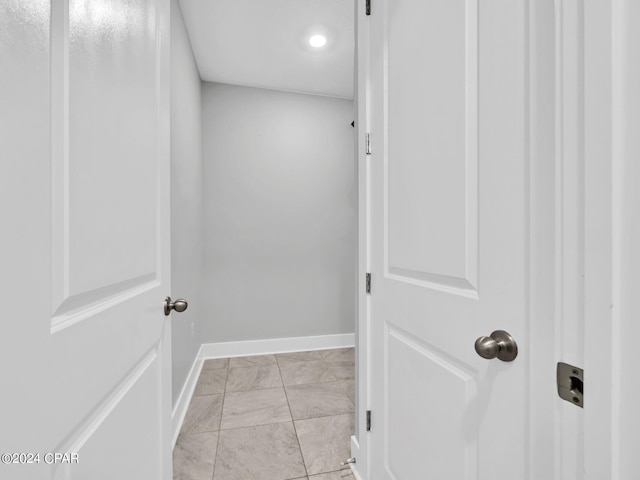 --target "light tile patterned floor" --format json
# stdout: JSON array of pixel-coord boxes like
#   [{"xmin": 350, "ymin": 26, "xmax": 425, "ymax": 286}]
[{"xmin": 173, "ymin": 348, "xmax": 356, "ymax": 480}]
